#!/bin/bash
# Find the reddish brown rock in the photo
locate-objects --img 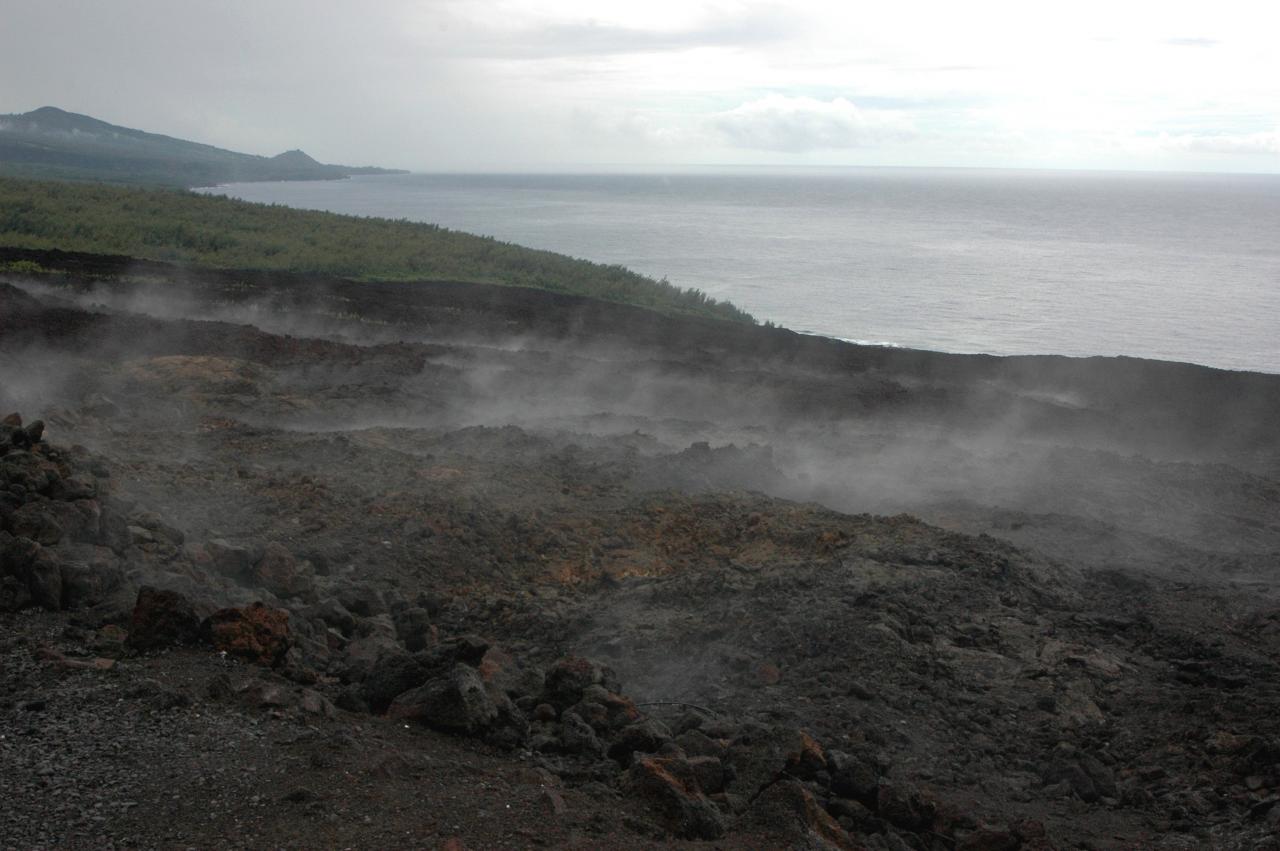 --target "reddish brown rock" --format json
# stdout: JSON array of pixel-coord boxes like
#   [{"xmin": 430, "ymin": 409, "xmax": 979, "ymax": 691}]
[
  {"xmin": 599, "ymin": 690, "xmax": 642, "ymax": 730},
  {"xmin": 127, "ymin": 586, "xmax": 202, "ymax": 650},
  {"xmin": 785, "ymin": 729, "xmax": 828, "ymax": 779},
  {"xmin": 623, "ymin": 755, "xmax": 726, "ymax": 840},
  {"xmin": 746, "ymin": 779, "xmax": 855, "ymax": 849},
  {"xmin": 477, "ymin": 646, "xmax": 512, "ymax": 679},
  {"xmin": 41, "ymin": 652, "xmax": 117, "ymax": 672},
  {"xmin": 203, "ymin": 602, "xmax": 291, "ymax": 666},
  {"xmin": 726, "ymin": 724, "xmax": 829, "ymax": 799}
]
